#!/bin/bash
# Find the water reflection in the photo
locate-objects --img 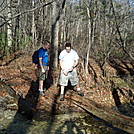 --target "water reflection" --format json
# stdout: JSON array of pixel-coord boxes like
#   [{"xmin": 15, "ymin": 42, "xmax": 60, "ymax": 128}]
[
  {"xmin": 54, "ymin": 120, "xmax": 84, "ymax": 134},
  {"xmin": 1, "ymin": 111, "xmax": 128, "ymax": 134}
]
